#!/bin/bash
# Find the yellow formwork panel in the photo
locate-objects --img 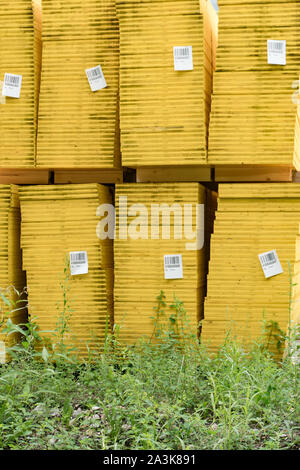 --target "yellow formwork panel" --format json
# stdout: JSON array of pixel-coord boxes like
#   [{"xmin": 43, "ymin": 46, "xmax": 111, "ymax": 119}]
[
  {"xmin": 202, "ymin": 183, "xmax": 300, "ymax": 357},
  {"xmin": 208, "ymin": 1, "xmax": 300, "ymax": 168},
  {"xmin": 19, "ymin": 184, "xmax": 113, "ymax": 359},
  {"xmin": 116, "ymin": 0, "xmax": 218, "ymax": 166},
  {"xmin": 0, "ymin": 1, "xmax": 41, "ymax": 167},
  {"xmin": 0, "ymin": 185, "xmax": 26, "ymax": 363},
  {"xmin": 36, "ymin": 0, "xmax": 120, "ymax": 168},
  {"xmin": 114, "ymin": 182, "xmax": 215, "ymax": 345},
  {"xmin": 201, "ymin": 319, "xmax": 286, "ymax": 358}
]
